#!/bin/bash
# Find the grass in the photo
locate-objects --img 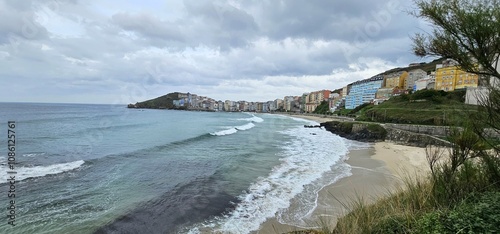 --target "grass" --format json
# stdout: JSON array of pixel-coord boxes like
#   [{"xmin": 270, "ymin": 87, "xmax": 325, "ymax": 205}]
[{"xmin": 352, "ymin": 90, "xmax": 481, "ymax": 126}]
